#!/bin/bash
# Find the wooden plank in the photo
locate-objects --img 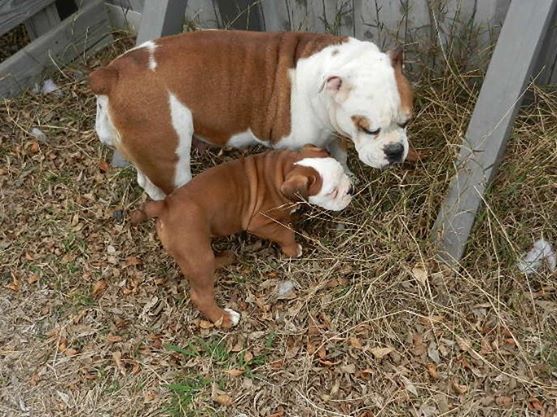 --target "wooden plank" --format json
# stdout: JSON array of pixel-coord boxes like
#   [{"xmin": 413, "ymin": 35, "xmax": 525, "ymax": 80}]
[
  {"xmin": 432, "ymin": 0, "xmax": 557, "ymax": 264},
  {"xmin": 0, "ymin": 0, "xmax": 112, "ymax": 98},
  {"xmin": 260, "ymin": 0, "xmax": 290, "ymax": 31},
  {"xmin": 185, "ymin": 0, "xmax": 221, "ymax": 29},
  {"xmin": 533, "ymin": 5, "xmax": 557, "ymax": 85},
  {"xmin": 215, "ymin": 0, "xmax": 264, "ymax": 31},
  {"xmin": 105, "ymin": 2, "xmax": 143, "ymax": 33},
  {"xmin": 0, "ymin": 0, "xmax": 56, "ymax": 37},
  {"xmin": 135, "ymin": 0, "xmax": 188, "ymax": 45},
  {"xmin": 24, "ymin": 3, "xmax": 60, "ymax": 39}
]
